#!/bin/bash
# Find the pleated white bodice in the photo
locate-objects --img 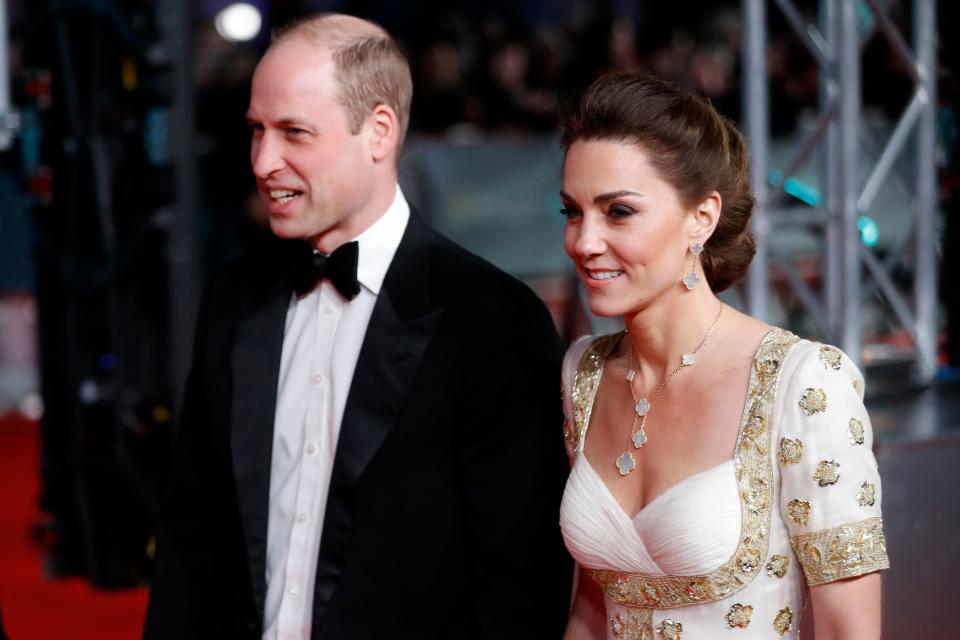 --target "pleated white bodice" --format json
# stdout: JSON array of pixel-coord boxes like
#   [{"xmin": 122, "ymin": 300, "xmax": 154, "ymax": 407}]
[{"xmin": 561, "ymin": 456, "xmax": 741, "ymax": 577}]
